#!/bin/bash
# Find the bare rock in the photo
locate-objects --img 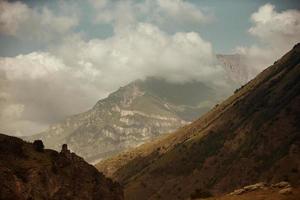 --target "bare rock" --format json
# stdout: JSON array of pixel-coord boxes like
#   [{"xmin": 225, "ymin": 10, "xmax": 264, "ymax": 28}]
[
  {"xmin": 279, "ymin": 187, "xmax": 293, "ymax": 195},
  {"xmin": 229, "ymin": 188, "xmax": 246, "ymax": 195},
  {"xmin": 272, "ymin": 181, "xmax": 291, "ymax": 188},
  {"xmin": 243, "ymin": 182, "xmax": 266, "ymax": 191}
]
